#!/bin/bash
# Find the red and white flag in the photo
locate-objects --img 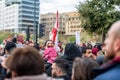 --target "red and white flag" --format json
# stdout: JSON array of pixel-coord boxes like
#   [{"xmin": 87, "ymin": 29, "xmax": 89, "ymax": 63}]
[{"xmin": 49, "ymin": 10, "xmax": 59, "ymax": 51}]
